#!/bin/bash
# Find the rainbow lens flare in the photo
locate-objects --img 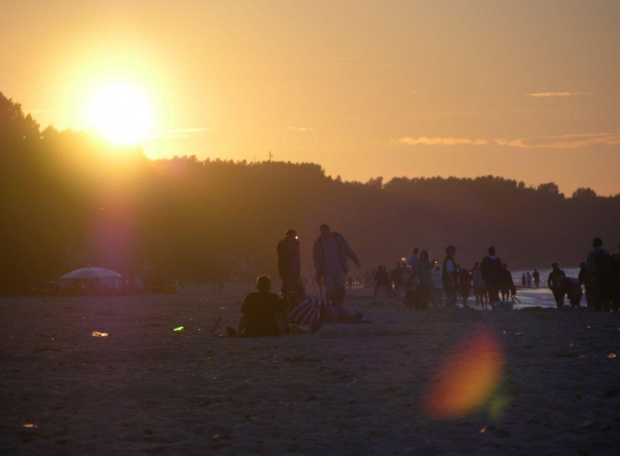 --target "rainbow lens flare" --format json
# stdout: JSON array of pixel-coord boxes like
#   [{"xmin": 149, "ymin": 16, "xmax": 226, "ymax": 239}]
[{"xmin": 425, "ymin": 325, "xmax": 504, "ymax": 419}]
